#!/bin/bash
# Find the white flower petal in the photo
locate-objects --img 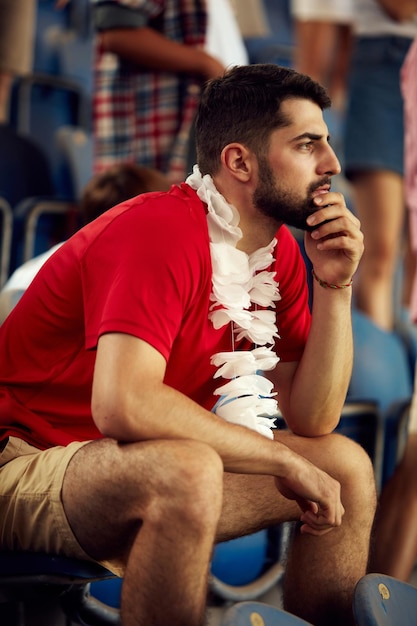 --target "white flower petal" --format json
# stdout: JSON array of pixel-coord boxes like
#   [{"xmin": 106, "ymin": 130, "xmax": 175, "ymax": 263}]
[
  {"xmin": 214, "ymin": 396, "xmax": 277, "ymax": 438},
  {"xmin": 210, "ymin": 243, "xmax": 250, "ymax": 278},
  {"xmin": 210, "ymin": 352, "xmax": 258, "ymax": 378},
  {"xmin": 209, "ymin": 307, "xmax": 253, "ymax": 330},
  {"xmin": 251, "ymin": 346, "xmax": 280, "ymax": 371},
  {"xmin": 214, "ymin": 374, "xmax": 275, "ymax": 398},
  {"xmin": 257, "ymin": 424, "xmax": 275, "ymax": 439},
  {"xmin": 211, "ymin": 283, "xmax": 251, "ymax": 309}
]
